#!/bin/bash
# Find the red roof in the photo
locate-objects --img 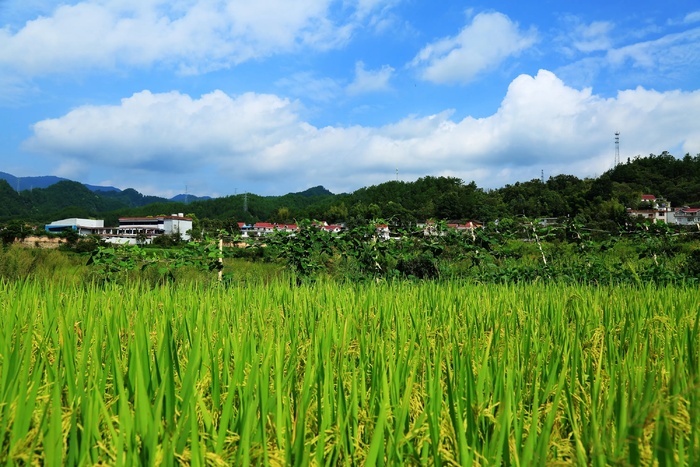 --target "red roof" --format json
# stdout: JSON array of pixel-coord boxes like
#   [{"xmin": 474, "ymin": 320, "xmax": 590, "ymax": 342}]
[{"xmin": 641, "ymin": 194, "xmax": 656, "ymax": 201}]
